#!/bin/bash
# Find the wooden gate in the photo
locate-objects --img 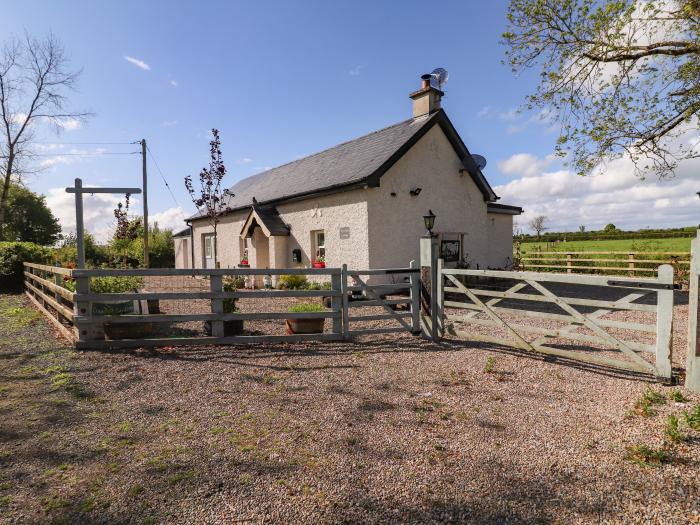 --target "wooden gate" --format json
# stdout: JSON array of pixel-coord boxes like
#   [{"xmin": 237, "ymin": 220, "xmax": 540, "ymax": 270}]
[
  {"xmin": 439, "ymin": 266, "xmax": 674, "ymax": 379},
  {"xmin": 342, "ymin": 264, "xmax": 421, "ymax": 339}
]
